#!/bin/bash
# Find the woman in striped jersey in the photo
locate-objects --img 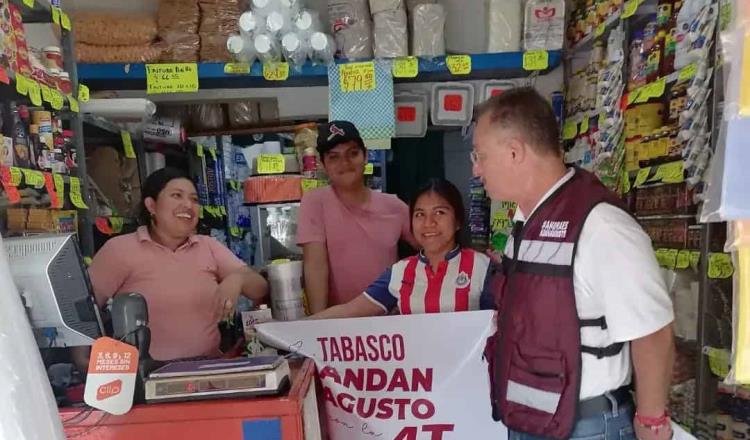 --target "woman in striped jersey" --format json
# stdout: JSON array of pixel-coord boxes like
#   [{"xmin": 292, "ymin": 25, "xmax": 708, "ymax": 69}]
[{"xmin": 311, "ymin": 178, "xmax": 496, "ymax": 318}]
